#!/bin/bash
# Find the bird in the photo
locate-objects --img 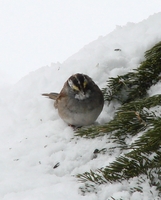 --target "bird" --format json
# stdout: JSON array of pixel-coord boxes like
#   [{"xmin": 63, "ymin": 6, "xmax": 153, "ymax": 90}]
[{"xmin": 42, "ymin": 73, "xmax": 104, "ymax": 127}]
